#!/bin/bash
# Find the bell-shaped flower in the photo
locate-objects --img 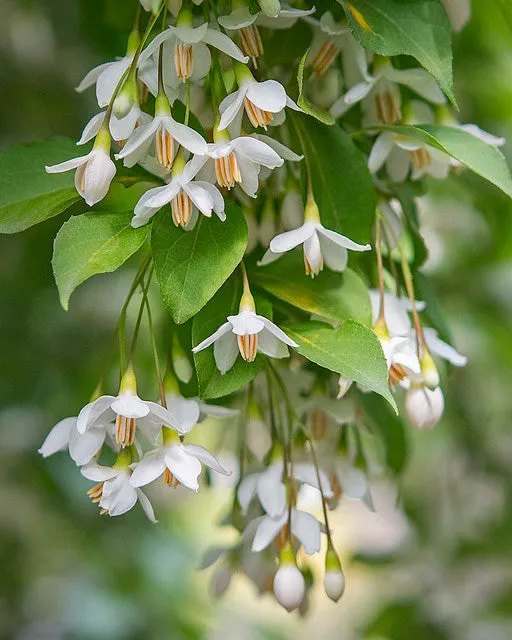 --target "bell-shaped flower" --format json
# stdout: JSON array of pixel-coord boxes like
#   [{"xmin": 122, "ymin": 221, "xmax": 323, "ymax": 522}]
[
  {"xmin": 259, "ymin": 188, "xmax": 371, "ymax": 277},
  {"xmin": 251, "ymin": 507, "xmax": 323, "ymax": 554},
  {"xmin": 237, "ymin": 460, "xmax": 333, "ymax": 518},
  {"xmin": 131, "ymin": 152, "xmax": 224, "ymax": 228},
  {"xmin": 192, "ymin": 278, "xmax": 297, "ymax": 374},
  {"xmin": 333, "ymin": 56, "xmax": 445, "ymax": 125},
  {"xmin": 203, "ymin": 129, "xmax": 285, "ymax": 197},
  {"xmin": 76, "ymin": 365, "xmax": 182, "ymax": 448},
  {"xmin": 273, "ymin": 544, "xmax": 305, "ymax": 612},
  {"xmin": 45, "ymin": 126, "xmax": 116, "ymax": 206},
  {"xmin": 82, "ymin": 458, "xmax": 156, "ymax": 522},
  {"xmin": 115, "ymin": 92, "xmax": 207, "ymax": 169},
  {"xmin": 38, "ymin": 412, "xmax": 115, "ymax": 466},
  {"xmin": 129, "ymin": 428, "xmax": 230, "ymax": 491},
  {"xmin": 139, "ymin": 7, "xmax": 248, "ymax": 83},
  {"xmin": 218, "ymin": 61, "xmax": 300, "ymax": 132},
  {"xmin": 78, "ymin": 107, "xmax": 152, "ymax": 146}
]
